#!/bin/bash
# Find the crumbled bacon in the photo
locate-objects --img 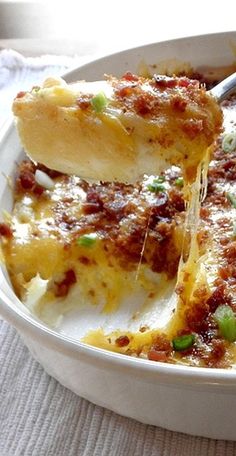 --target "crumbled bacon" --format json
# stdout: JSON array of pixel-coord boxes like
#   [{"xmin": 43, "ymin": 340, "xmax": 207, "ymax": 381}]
[
  {"xmin": 206, "ymin": 284, "xmax": 231, "ymax": 313},
  {"xmin": 153, "ymin": 75, "xmax": 178, "ymax": 88},
  {"xmin": 224, "ymin": 241, "xmax": 236, "ymax": 264},
  {"xmin": 133, "ymin": 93, "xmax": 155, "ymax": 116},
  {"xmin": 19, "ymin": 170, "xmax": 35, "ymax": 190},
  {"xmin": 54, "ymin": 269, "xmax": 77, "ymax": 297},
  {"xmin": 121, "ymin": 72, "xmax": 139, "ymax": 82},
  {"xmin": 16, "ymin": 91, "xmax": 26, "ymax": 99},
  {"xmin": 181, "ymin": 119, "xmax": 204, "ymax": 139},
  {"xmin": 76, "ymin": 94, "xmax": 92, "ymax": 110},
  {"xmin": 172, "ymin": 95, "xmax": 187, "ymax": 112},
  {"xmin": 16, "ymin": 161, "xmax": 45, "ymax": 195},
  {"xmin": 148, "ymin": 350, "xmax": 168, "ymax": 362},
  {"xmin": 204, "ymin": 339, "xmax": 226, "ymax": 368},
  {"xmin": 82, "ymin": 202, "xmax": 102, "ymax": 215},
  {"xmin": 0, "ymin": 223, "xmax": 12, "ymax": 238},
  {"xmin": 186, "ymin": 302, "xmax": 210, "ymax": 333},
  {"xmin": 153, "ymin": 75, "xmax": 196, "ymax": 90},
  {"xmin": 115, "ymin": 335, "xmax": 130, "ymax": 347},
  {"xmin": 114, "ymin": 82, "xmax": 136, "ymax": 99},
  {"xmin": 148, "ymin": 334, "xmax": 172, "ymax": 362}
]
